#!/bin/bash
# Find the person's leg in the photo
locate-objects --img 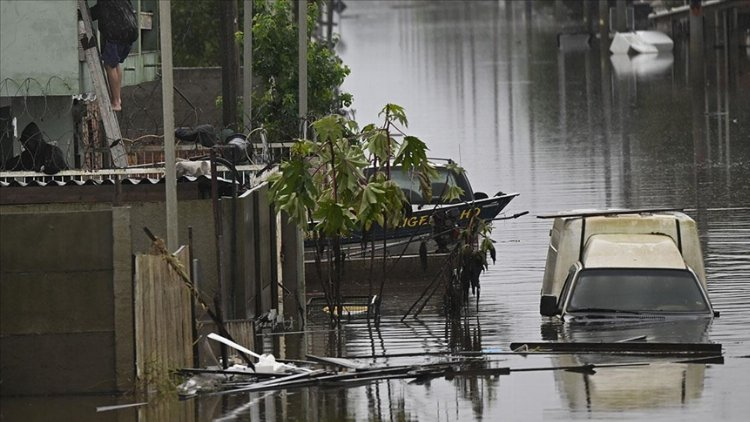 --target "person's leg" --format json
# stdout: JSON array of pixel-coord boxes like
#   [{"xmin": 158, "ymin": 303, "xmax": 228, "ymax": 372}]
[
  {"xmin": 101, "ymin": 39, "xmax": 126, "ymax": 111},
  {"xmin": 105, "ymin": 64, "xmax": 122, "ymax": 111}
]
